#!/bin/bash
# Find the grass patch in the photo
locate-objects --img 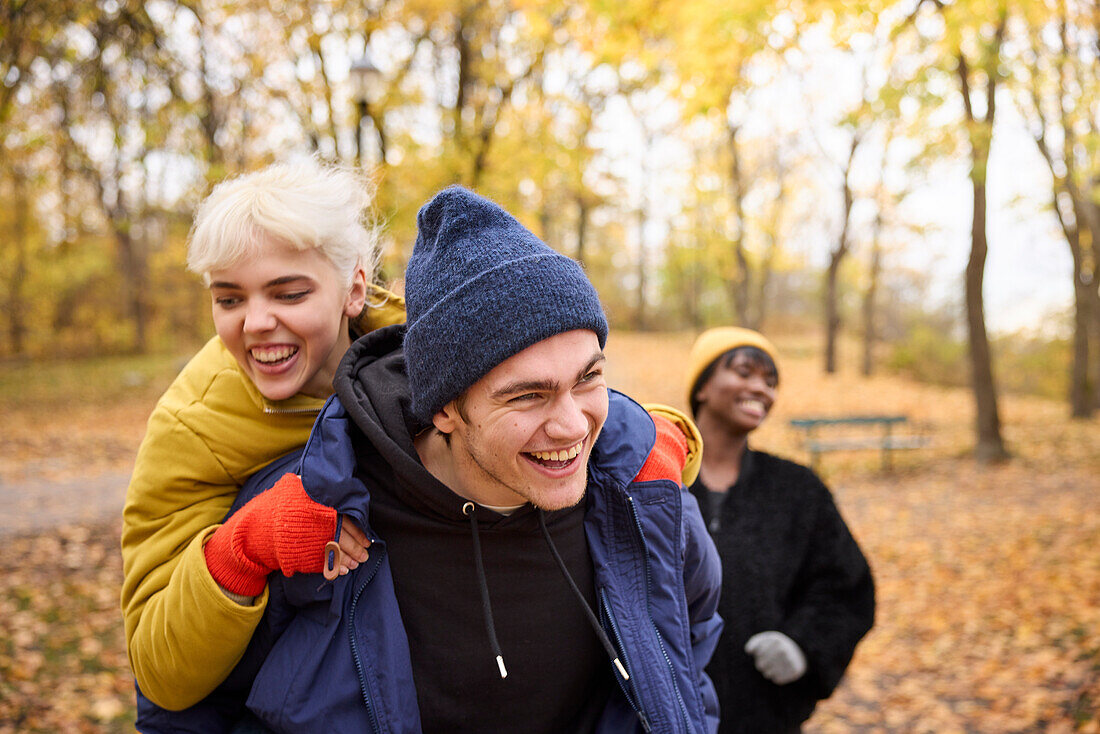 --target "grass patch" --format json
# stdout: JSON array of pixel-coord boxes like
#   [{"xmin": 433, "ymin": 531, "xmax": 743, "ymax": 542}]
[{"xmin": 0, "ymin": 352, "xmax": 189, "ymax": 410}]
